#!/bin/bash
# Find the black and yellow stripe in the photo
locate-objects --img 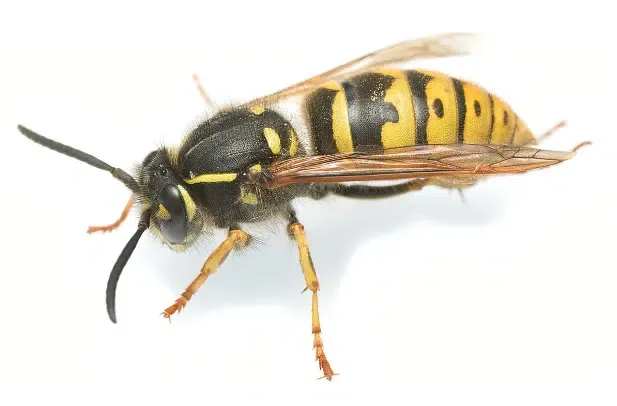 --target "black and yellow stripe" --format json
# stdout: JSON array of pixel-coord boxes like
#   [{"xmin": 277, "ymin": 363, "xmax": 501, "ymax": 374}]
[
  {"xmin": 306, "ymin": 81, "xmax": 353, "ymax": 154},
  {"xmin": 341, "ymin": 72, "xmax": 398, "ymax": 149},
  {"xmin": 405, "ymin": 70, "xmax": 431, "ymax": 145},
  {"xmin": 375, "ymin": 68, "xmax": 415, "ymax": 149},
  {"xmin": 305, "ymin": 68, "xmax": 533, "ymax": 153},
  {"xmin": 463, "ymin": 82, "xmax": 493, "ymax": 144},
  {"xmin": 416, "ymin": 70, "xmax": 459, "ymax": 145}
]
